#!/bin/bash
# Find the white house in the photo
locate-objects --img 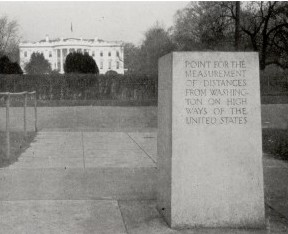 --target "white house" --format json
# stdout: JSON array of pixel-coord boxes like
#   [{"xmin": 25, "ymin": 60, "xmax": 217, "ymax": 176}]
[{"xmin": 19, "ymin": 35, "xmax": 124, "ymax": 74}]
